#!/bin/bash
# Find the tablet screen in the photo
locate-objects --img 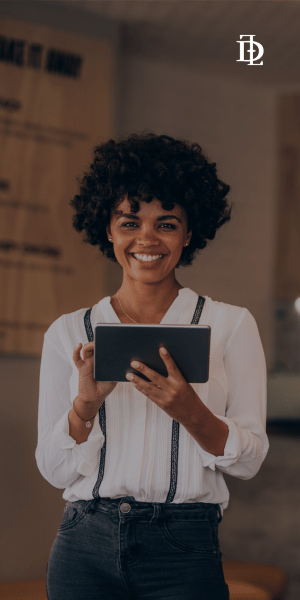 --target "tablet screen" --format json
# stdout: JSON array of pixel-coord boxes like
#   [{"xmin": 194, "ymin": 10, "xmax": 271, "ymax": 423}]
[{"xmin": 94, "ymin": 324, "xmax": 210, "ymax": 383}]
